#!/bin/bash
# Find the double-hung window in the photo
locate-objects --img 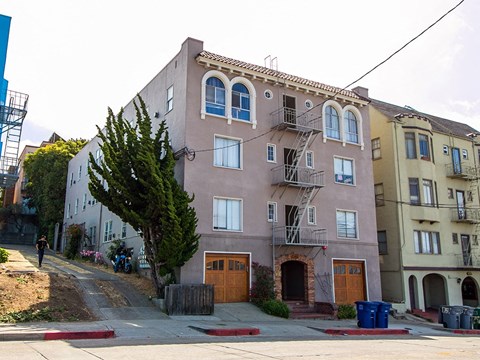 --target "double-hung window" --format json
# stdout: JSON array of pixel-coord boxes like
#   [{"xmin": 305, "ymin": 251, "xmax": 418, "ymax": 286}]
[
  {"xmin": 267, "ymin": 144, "xmax": 276, "ymax": 163},
  {"xmin": 405, "ymin": 132, "xmax": 416, "ymax": 159},
  {"xmin": 306, "ymin": 151, "xmax": 314, "ymax": 168},
  {"xmin": 121, "ymin": 222, "xmax": 127, "ymax": 239},
  {"xmin": 206, "ymin": 77, "xmax": 226, "ymax": 116},
  {"xmin": 374, "ymin": 183, "xmax": 385, "ymax": 206},
  {"xmin": 409, "ymin": 178, "xmax": 420, "ymax": 205},
  {"xmin": 372, "ymin": 138, "xmax": 381, "ymax": 159},
  {"xmin": 334, "ymin": 157, "xmax": 354, "ymax": 185},
  {"xmin": 267, "ymin": 201, "xmax": 277, "ymax": 222},
  {"xmin": 336, "ymin": 210, "xmax": 357, "ymax": 239},
  {"xmin": 74, "ymin": 198, "xmax": 79, "ymax": 215},
  {"xmin": 214, "ymin": 136, "xmax": 241, "ymax": 169},
  {"xmin": 419, "ymin": 134, "xmax": 430, "ymax": 160},
  {"xmin": 344, "ymin": 110, "xmax": 359, "ymax": 143},
  {"xmin": 213, "ymin": 197, "xmax": 242, "ymax": 231},
  {"xmin": 166, "ymin": 85, "xmax": 174, "ymax": 112},
  {"xmin": 82, "ymin": 193, "xmax": 87, "ymax": 211},
  {"xmin": 103, "ymin": 220, "xmax": 113, "ymax": 242},
  {"xmin": 78, "ymin": 165, "xmax": 82, "ymax": 181},
  {"xmin": 414, "ymin": 231, "xmax": 441, "ymax": 254},
  {"xmin": 307, "ymin": 206, "xmax": 316, "ymax": 225},
  {"xmin": 422, "ymin": 179, "xmax": 434, "ymax": 206},
  {"xmin": 89, "ymin": 226, "xmax": 97, "ymax": 245},
  {"xmin": 325, "ymin": 105, "xmax": 340, "ymax": 139},
  {"xmin": 231, "ymin": 83, "xmax": 250, "ymax": 121}
]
